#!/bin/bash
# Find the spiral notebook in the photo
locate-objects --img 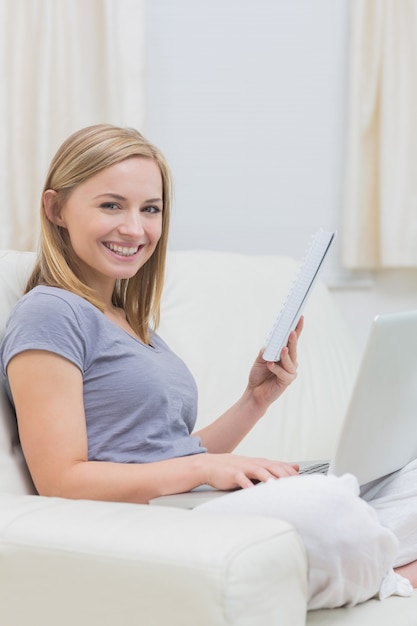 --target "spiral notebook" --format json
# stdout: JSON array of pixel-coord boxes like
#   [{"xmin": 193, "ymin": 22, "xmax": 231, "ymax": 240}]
[{"xmin": 262, "ymin": 228, "xmax": 336, "ymax": 362}]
